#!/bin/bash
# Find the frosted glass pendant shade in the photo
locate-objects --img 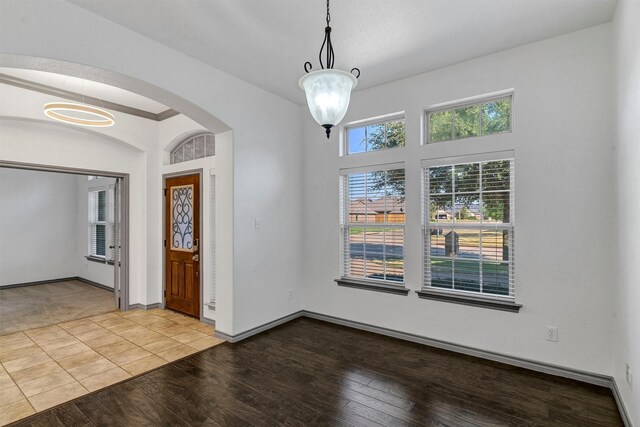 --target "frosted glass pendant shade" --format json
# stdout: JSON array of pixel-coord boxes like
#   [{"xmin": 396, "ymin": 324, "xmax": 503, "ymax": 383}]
[{"xmin": 299, "ymin": 69, "xmax": 357, "ymax": 137}]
